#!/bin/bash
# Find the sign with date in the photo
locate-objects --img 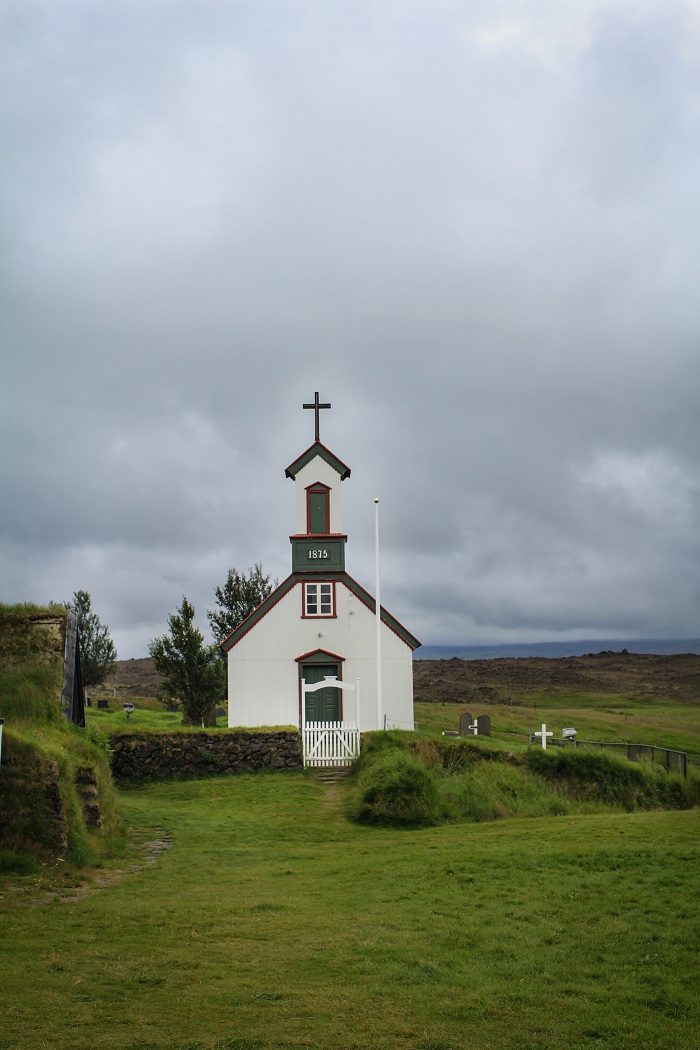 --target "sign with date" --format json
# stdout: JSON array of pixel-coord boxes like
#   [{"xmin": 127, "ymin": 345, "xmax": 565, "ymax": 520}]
[{"xmin": 292, "ymin": 536, "xmax": 346, "ymax": 572}]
